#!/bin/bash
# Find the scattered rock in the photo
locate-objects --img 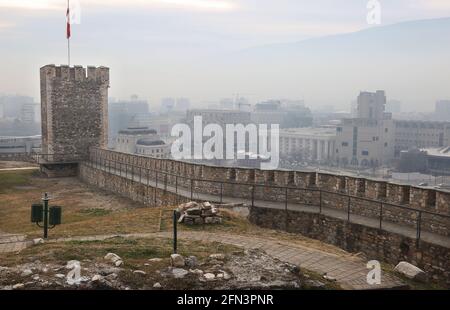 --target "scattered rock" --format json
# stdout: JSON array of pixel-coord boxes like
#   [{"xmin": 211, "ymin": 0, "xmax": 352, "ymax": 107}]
[
  {"xmin": 323, "ymin": 273, "xmax": 336, "ymax": 282},
  {"xmin": 204, "ymin": 273, "xmax": 215, "ymax": 281},
  {"xmin": 185, "ymin": 256, "xmax": 198, "ymax": 268},
  {"xmin": 171, "ymin": 268, "xmax": 189, "ymax": 279},
  {"xmin": 190, "ymin": 269, "xmax": 204, "ymax": 275},
  {"xmin": 105, "ymin": 273, "xmax": 118, "ymax": 281},
  {"xmin": 148, "ymin": 258, "xmax": 163, "ymax": 263},
  {"xmin": 170, "ymin": 254, "xmax": 185, "ymax": 268},
  {"xmin": 105, "ymin": 253, "xmax": 123, "ymax": 267},
  {"xmin": 12, "ymin": 283, "xmax": 25, "ymax": 290},
  {"xmin": 394, "ymin": 262, "xmax": 428, "ymax": 282},
  {"xmin": 55, "ymin": 274, "xmax": 65, "ymax": 279},
  {"xmin": 305, "ymin": 280, "xmax": 326, "ymax": 289},
  {"xmin": 153, "ymin": 282, "xmax": 162, "ymax": 288},
  {"xmin": 33, "ymin": 238, "xmax": 44, "ymax": 245},
  {"xmin": 133, "ymin": 270, "xmax": 146, "ymax": 276},
  {"xmin": 209, "ymin": 254, "xmax": 226, "ymax": 261},
  {"xmin": 91, "ymin": 275, "xmax": 103, "ymax": 282},
  {"xmin": 21, "ymin": 269, "xmax": 33, "ymax": 277}
]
